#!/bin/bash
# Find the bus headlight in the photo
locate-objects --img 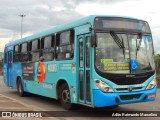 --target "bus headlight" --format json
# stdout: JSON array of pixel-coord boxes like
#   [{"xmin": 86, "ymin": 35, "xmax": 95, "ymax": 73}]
[
  {"xmin": 94, "ymin": 79, "xmax": 114, "ymax": 92},
  {"xmin": 146, "ymin": 78, "xmax": 157, "ymax": 90}
]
